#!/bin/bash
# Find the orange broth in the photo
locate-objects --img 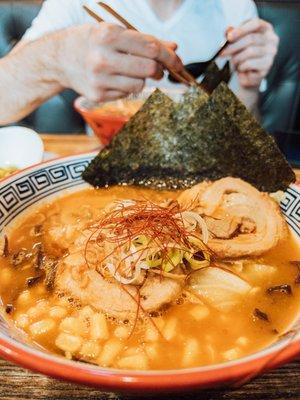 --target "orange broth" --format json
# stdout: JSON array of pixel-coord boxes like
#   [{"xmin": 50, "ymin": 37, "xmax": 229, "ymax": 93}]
[{"xmin": 0, "ymin": 186, "xmax": 299, "ymax": 370}]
